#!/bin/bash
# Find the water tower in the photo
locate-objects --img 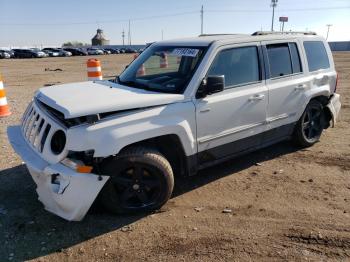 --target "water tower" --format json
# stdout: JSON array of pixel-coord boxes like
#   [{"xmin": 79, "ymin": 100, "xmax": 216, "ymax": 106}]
[{"xmin": 91, "ymin": 29, "xmax": 110, "ymax": 46}]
